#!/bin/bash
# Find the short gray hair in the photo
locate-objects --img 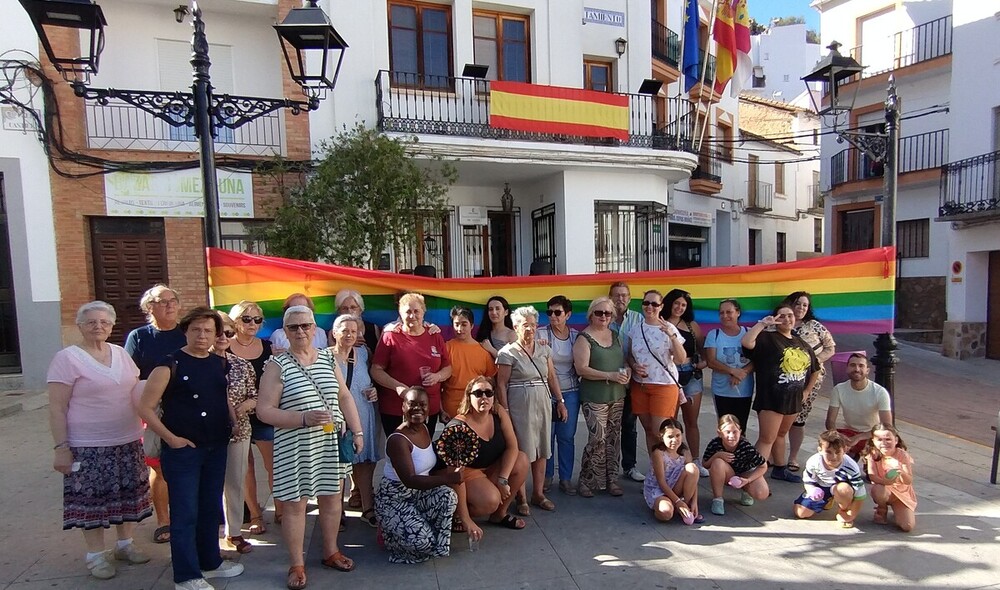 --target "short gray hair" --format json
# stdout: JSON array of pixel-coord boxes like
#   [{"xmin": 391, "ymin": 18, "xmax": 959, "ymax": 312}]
[
  {"xmin": 332, "ymin": 314, "xmax": 361, "ymax": 334},
  {"xmin": 510, "ymin": 306, "xmax": 538, "ymax": 326},
  {"xmin": 139, "ymin": 284, "xmax": 178, "ymax": 315},
  {"xmin": 76, "ymin": 301, "xmax": 116, "ymax": 324},
  {"xmin": 283, "ymin": 305, "xmax": 315, "ymax": 326},
  {"xmin": 335, "ymin": 289, "xmax": 365, "ymax": 313}
]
